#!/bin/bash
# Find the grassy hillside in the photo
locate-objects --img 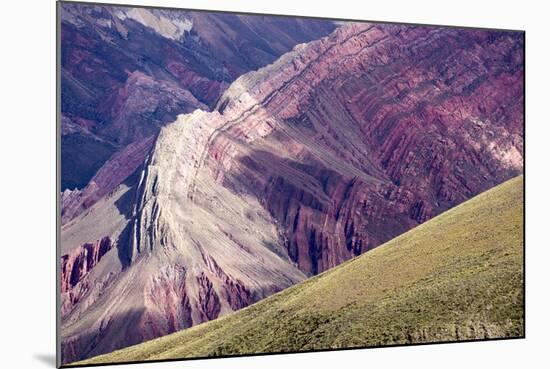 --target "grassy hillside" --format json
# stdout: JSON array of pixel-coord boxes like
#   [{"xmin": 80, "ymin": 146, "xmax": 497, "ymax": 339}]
[{"xmin": 75, "ymin": 175, "xmax": 524, "ymax": 365}]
